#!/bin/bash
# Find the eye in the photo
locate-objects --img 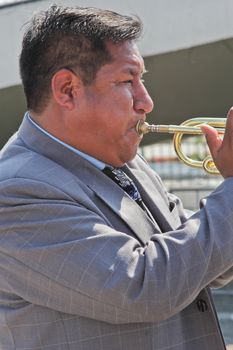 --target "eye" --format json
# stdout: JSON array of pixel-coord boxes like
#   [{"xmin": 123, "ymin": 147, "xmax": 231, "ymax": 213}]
[{"xmin": 123, "ymin": 79, "xmax": 133, "ymax": 85}]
